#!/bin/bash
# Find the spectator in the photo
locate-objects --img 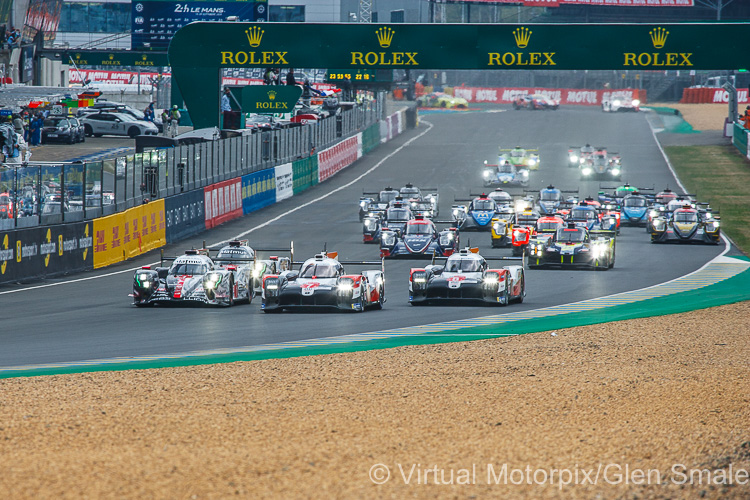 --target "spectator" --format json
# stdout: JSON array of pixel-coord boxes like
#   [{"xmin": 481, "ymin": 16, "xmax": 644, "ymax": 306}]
[
  {"xmin": 12, "ymin": 113, "xmax": 24, "ymax": 136},
  {"xmin": 221, "ymin": 88, "xmax": 233, "ymax": 128},
  {"xmin": 286, "ymin": 69, "xmax": 297, "ymax": 87},
  {"xmin": 160, "ymin": 109, "xmax": 170, "ymax": 137},
  {"xmin": 143, "ymin": 102, "xmax": 155, "ymax": 123},
  {"xmin": 263, "ymin": 67, "xmax": 277, "ymax": 85},
  {"xmin": 742, "ymin": 106, "xmax": 750, "ymax": 130},
  {"xmin": 29, "ymin": 113, "xmax": 43, "ymax": 146},
  {"xmin": 301, "ymin": 78, "xmax": 323, "ymax": 107}
]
